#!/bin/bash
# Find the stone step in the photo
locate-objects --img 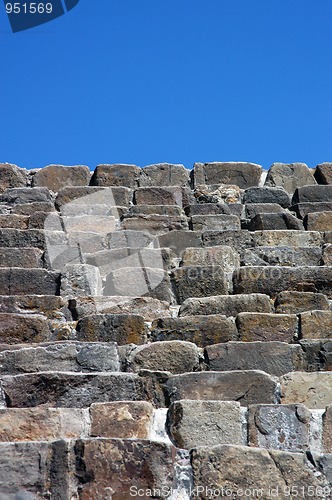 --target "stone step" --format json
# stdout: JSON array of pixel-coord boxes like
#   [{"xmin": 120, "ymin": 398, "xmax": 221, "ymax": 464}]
[
  {"xmin": 76, "ymin": 313, "xmax": 146, "ymax": 345},
  {"xmin": 172, "ymin": 266, "xmax": 228, "ymax": 302},
  {"xmin": 274, "ymin": 291, "xmax": 330, "ymax": 314},
  {"xmin": 0, "ymin": 247, "xmax": 44, "ymax": 268},
  {"xmin": 11, "ymin": 201, "xmax": 55, "ymax": 215},
  {"xmin": 0, "ymin": 187, "xmax": 52, "ymax": 205},
  {"xmin": 304, "ymin": 211, "xmax": 332, "ymax": 231},
  {"xmin": 0, "ymin": 268, "xmax": 60, "ymax": 295},
  {"xmin": 244, "ymin": 186, "xmax": 291, "ymax": 207},
  {"xmin": 0, "ymin": 163, "xmax": 27, "ymax": 192},
  {"xmin": 31, "ymin": 164, "xmax": 91, "ymax": 191},
  {"xmin": 0, "ymin": 214, "xmax": 29, "ymax": 229},
  {"xmin": 247, "ymin": 212, "xmax": 303, "ymax": 231},
  {"xmin": 264, "ymin": 162, "xmax": 316, "ymax": 193},
  {"xmin": 179, "ymin": 293, "xmax": 273, "ymax": 317},
  {"xmin": 235, "ymin": 312, "xmax": 298, "ymax": 343},
  {"xmin": 180, "ymin": 245, "xmax": 239, "ymax": 270},
  {"xmin": 134, "ymin": 186, "xmax": 183, "ymax": 206},
  {"xmin": 293, "ymin": 185, "xmax": 332, "ymax": 204},
  {"xmin": 128, "ymin": 204, "xmax": 184, "ymax": 216},
  {"xmin": 190, "ymin": 214, "xmax": 241, "ymax": 231},
  {"xmin": 185, "ymin": 203, "xmax": 244, "ymax": 217}
]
